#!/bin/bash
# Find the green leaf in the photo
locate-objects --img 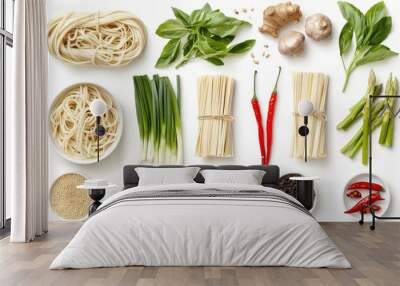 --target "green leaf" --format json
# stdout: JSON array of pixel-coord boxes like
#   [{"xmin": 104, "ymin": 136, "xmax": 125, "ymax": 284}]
[
  {"xmin": 175, "ymin": 47, "xmax": 197, "ymax": 68},
  {"xmin": 339, "ymin": 22, "xmax": 353, "ymax": 56},
  {"xmin": 206, "ymin": 11, "xmax": 250, "ymax": 38},
  {"xmin": 155, "ymin": 39, "xmax": 181, "ymax": 68},
  {"xmin": 365, "ymin": 1, "xmax": 387, "ymax": 28},
  {"xmin": 172, "ymin": 7, "xmax": 190, "ymax": 26},
  {"xmin": 204, "ymin": 57, "xmax": 224, "ymax": 66},
  {"xmin": 156, "ymin": 19, "xmax": 188, "ymax": 39},
  {"xmin": 189, "ymin": 3, "xmax": 212, "ymax": 25},
  {"xmin": 183, "ymin": 35, "xmax": 196, "ymax": 56},
  {"xmin": 338, "ymin": 1, "xmax": 366, "ymax": 47},
  {"xmin": 228, "ymin": 39, "xmax": 256, "ymax": 54},
  {"xmin": 367, "ymin": 16, "xmax": 392, "ymax": 45},
  {"xmin": 201, "ymin": 3, "xmax": 212, "ymax": 13},
  {"xmin": 204, "ymin": 34, "xmax": 228, "ymax": 51},
  {"xmin": 213, "ymin": 35, "xmax": 235, "ymax": 45},
  {"xmin": 156, "ymin": 3, "xmax": 254, "ymax": 68},
  {"xmin": 197, "ymin": 36, "xmax": 226, "ymax": 58},
  {"xmin": 355, "ymin": 45, "xmax": 397, "ymax": 67}
]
